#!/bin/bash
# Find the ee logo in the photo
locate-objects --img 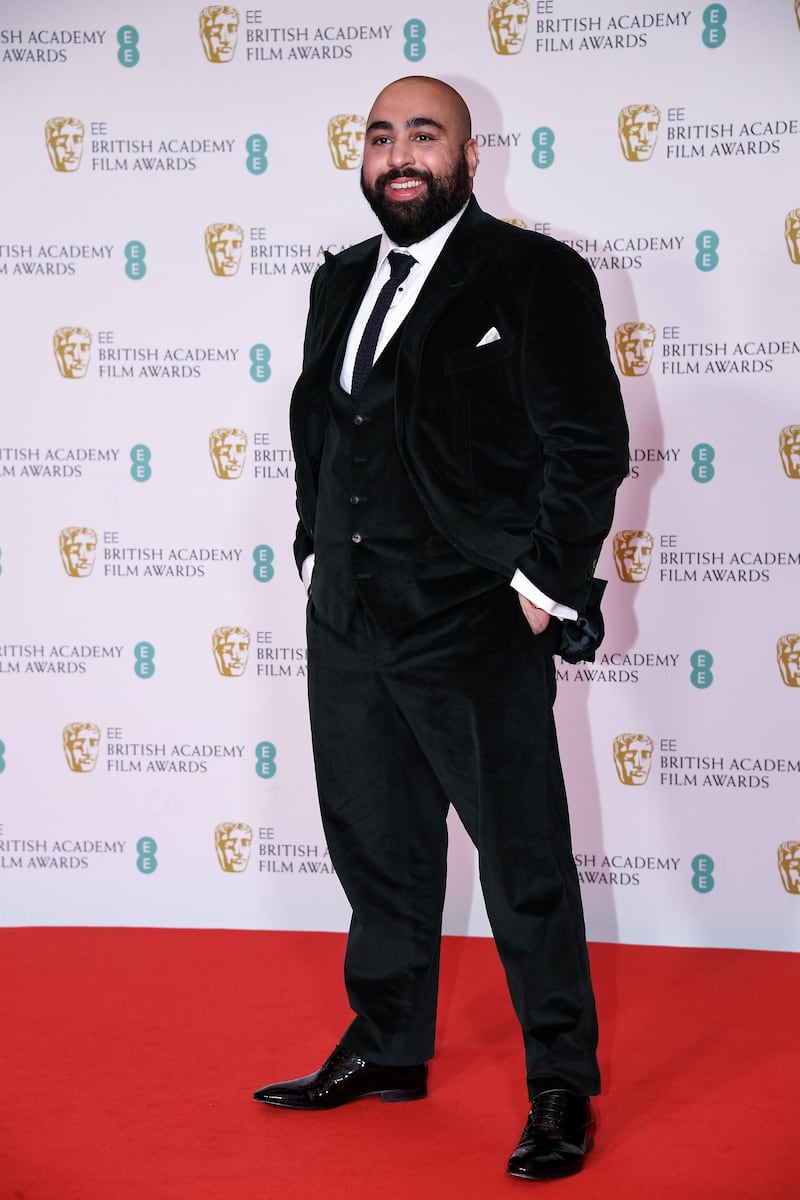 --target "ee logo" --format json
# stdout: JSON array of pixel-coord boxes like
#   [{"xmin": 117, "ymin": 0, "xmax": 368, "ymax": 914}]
[
  {"xmin": 701, "ymin": 5, "xmax": 727, "ymax": 49},
  {"xmin": 690, "ymin": 650, "xmax": 714, "ymax": 689},
  {"xmin": 130, "ymin": 445, "xmax": 152, "ymax": 482},
  {"xmin": 136, "ymin": 836, "xmax": 158, "ymax": 874},
  {"xmin": 253, "ymin": 545, "xmax": 275, "ymax": 582},
  {"xmin": 532, "ymin": 128, "xmax": 555, "ymax": 169},
  {"xmin": 250, "ymin": 344, "xmax": 271, "ymax": 383},
  {"xmin": 117, "ymin": 25, "xmax": 140, "ymax": 67},
  {"xmin": 255, "ymin": 742, "xmax": 277, "ymax": 779},
  {"xmin": 246, "ymin": 134, "xmax": 268, "ymax": 175},
  {"xmin": 691, "ymin": 443, "xmax": 715, "ymax": 483},
  {"xmin": 0, "ymin": 739, "xmax": 6, "ymax": 774},
  {"xmin": 403, "ymin": 20, "xmax": 426, "ymax": 62},
  {"xmin": 134, "ymin": 642, "xmax": 156, "ymax": 679},
  {"xmin": 124, "ymin": 241, "xmax": 146, "ymax": 280},
  {"xmin": 695, "ymin": 230, "xmax": 720, "ymax": 271},
  {"xmin": 692, "ymin": 854, "xmax": 715, "ymax": 893}
]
